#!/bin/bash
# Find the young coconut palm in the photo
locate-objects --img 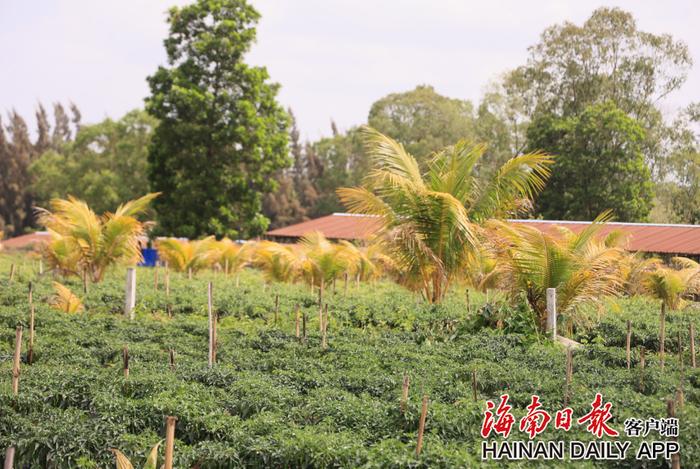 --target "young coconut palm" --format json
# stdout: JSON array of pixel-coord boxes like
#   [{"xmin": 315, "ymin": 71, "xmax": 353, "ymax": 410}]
[
  {"xmin": 213, "ymin": 238, "xmax": 252, "ymax": 275},
  {"xmin": 111, "ymin": 441, "xmax": 161, "ymax": 469},
  {"xmin": 339, "ymin": 239, "xmax": 395, "ymax": 282},
  {"xmin": 37, "ymin": 193, "xmax": 158, "ymax": 282},
  {"xmin": 298, "ymin": 231, "xmax": 353, "ymax": 289},
  {"xmin": 49, "ymin": 282, "xmax": 84, "ymax": 313},
  {"xmin": 337, "ymin": 126, "xmax": 552, "ymax": 303},
  {"xmin": 643, "ymin": 257, "xmax": 700, "ymax": 310},
  {"xmin": 489, "ymin": 212, "xmax": 626, "ymax": 332},
  {"xmin": 252, "ymin": 241, "xmax": 301, "ymax": 283},
  {"xmin": 156, "ymin": 236, "xmax": 216, "ymax": 274}
]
